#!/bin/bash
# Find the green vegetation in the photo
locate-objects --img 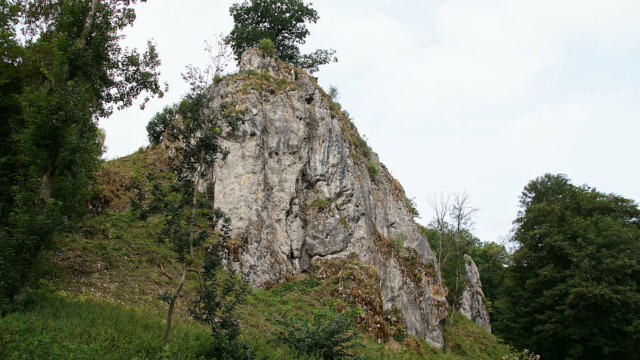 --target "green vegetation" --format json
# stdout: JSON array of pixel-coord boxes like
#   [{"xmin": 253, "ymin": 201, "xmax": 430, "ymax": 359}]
[
  {"xmin": 147, "ymin": 104, "xmax": 178, "ymax": 146},
  {"xmin": 498, "ymin": 174, "xmax": 640, "ymax": 360},
  {"xmin": 367, "ymin": 160, "xmax": 380, "ymax": 181},
  {"xmin": 237, "ymin": 69, "xmax": 299, "ymax": 95},
  {"xmin": 391, "ymin": 232, "xmax": 407, "ymax": 254},
  {"xmin": 407, "ymin": 197, "xmax": 420, "ymax": 218},
  {"xmin": 0, "ymin": 291, "xmax": 211, "ymax": 360},
  {"xmin": 271, "ymin": 306, "xmax": 361, "ymax": 359},
  {"xmin": 423, "ymin": 193, "xmax": 479, "ymax": 322},
  {"xmin": 0, "ymin": 150, "xmax": 515, "ymax": 358},
  {"xmin": 226, "ymin": 0, "xmax": 337, "ymax": 73},
  {"xmin": 0, "ymin": 0, "xmax": 163, "ymax": 311},
  {"xmin": 259, "ymin": 38, "xmax": 276, "ymax": 55},
  {"xmin": 310, "ymin": 199, "xmax": 332, "ymax": 209},
  {"xmin": 144, "ymin": 66, "xmax": 245, "ymax": 347}
]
